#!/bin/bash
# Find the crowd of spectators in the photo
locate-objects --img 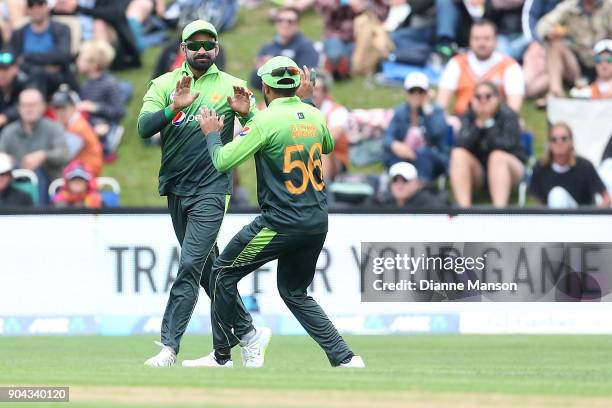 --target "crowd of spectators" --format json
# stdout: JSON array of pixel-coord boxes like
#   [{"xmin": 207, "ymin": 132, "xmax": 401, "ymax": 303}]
[{"xmin": 0, "ymin": 0, "xmax": 611, "ymax": 211}]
